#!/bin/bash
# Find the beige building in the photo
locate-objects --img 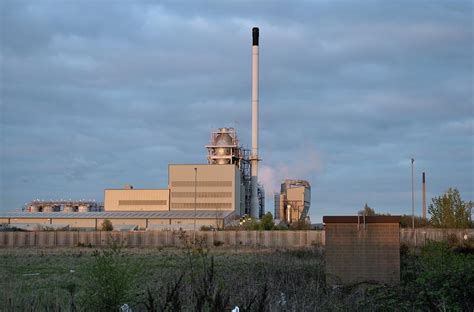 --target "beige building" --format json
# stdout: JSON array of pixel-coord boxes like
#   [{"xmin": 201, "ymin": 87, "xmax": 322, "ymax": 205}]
[
  {"xmin": 276, "ymin": 180, "xmax": 311, "ymax": 224},
  {"xmin": 168, "ymin": 164, "xmax": 240, "ymax": 213},
  {"xmin": 1, "ymin": 164, "xmax": 241, "ymax": 230},
  {"xmin": 104, "ymin": 189, "xmax": 170, "ymax": 211},
  {"xmin": 0, "ymin": 210, "xmax": 234, "ymax": 230}
]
